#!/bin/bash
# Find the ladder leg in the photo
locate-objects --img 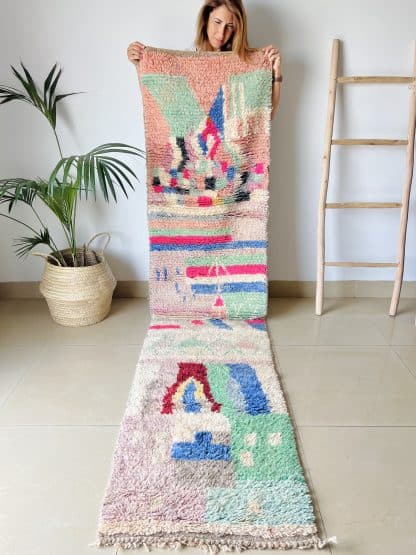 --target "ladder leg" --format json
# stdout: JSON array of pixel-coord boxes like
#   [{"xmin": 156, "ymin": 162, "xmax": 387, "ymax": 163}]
[
  {"xmin": 316, "ymin": 39, "xmax": 340, "ymax": 315},
  {"xmin": 390, "ymin": 41, "xmax": 416, "ymax": 317}
]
